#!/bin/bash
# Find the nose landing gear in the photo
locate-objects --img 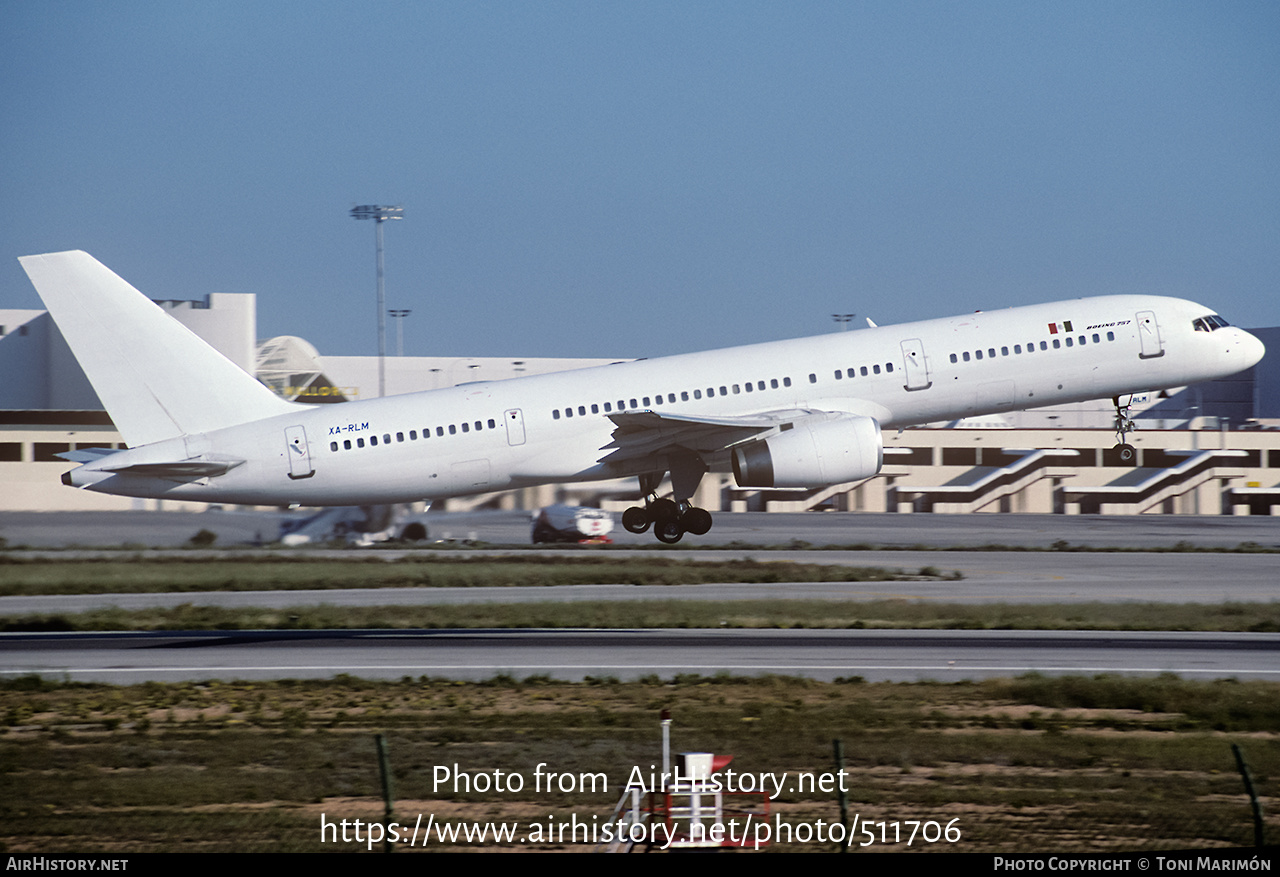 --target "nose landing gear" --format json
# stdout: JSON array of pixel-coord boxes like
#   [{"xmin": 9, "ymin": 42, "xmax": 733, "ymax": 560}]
[{"xmin": 1112, "ymin": 395, "xmax": 1137, "ymax": 464}]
